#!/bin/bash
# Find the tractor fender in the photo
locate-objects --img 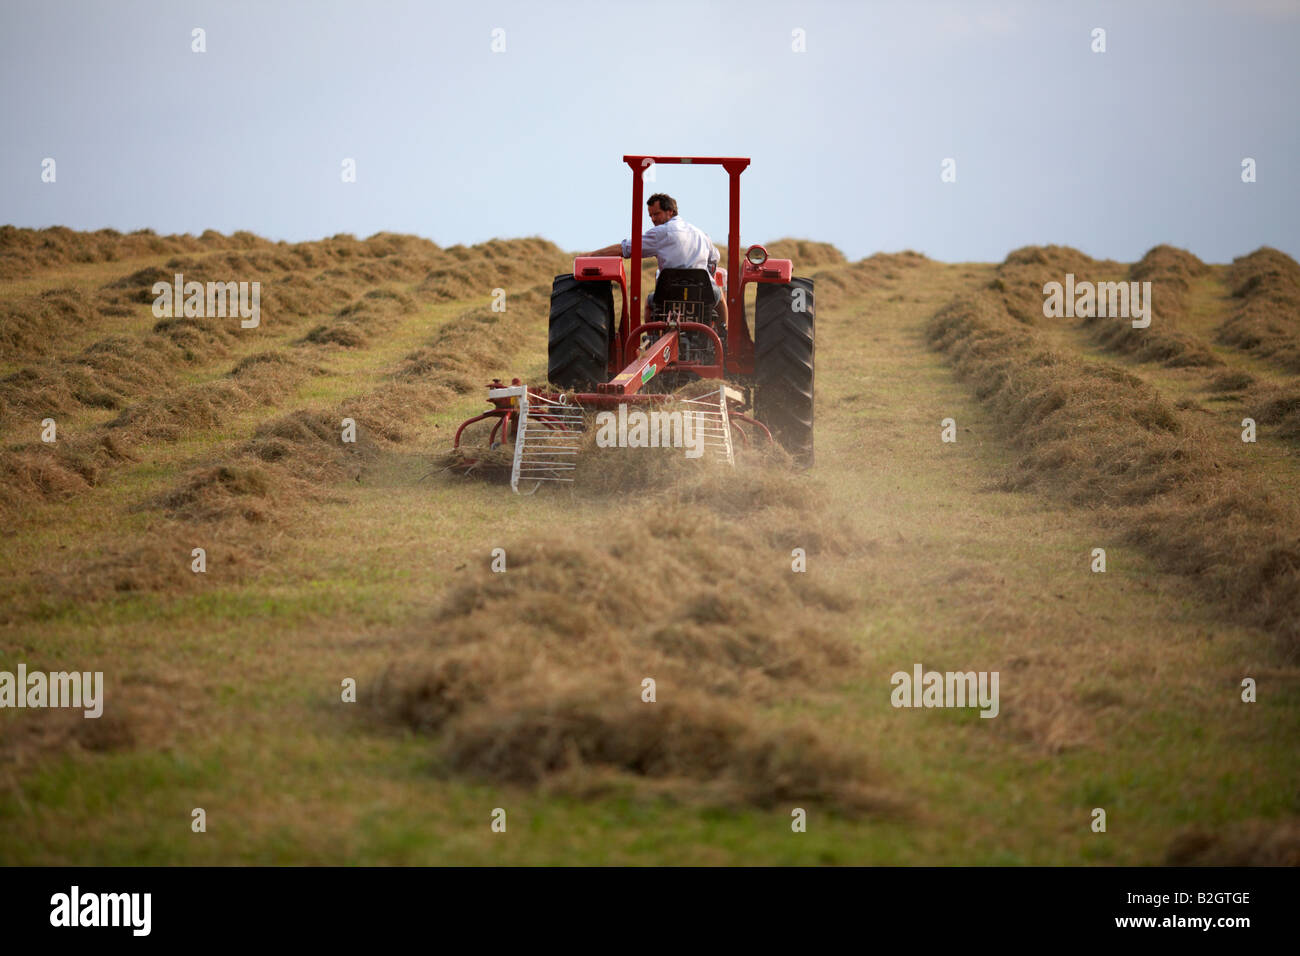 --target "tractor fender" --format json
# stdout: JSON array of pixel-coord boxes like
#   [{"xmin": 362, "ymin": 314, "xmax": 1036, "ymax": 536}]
[
  {"xmin": 573, "ymin": 256, "xmax": 626, "ymax": 282},
  {"xmin": 742, "ymin": 257, "xmax": 793, "ymax": 284}
]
